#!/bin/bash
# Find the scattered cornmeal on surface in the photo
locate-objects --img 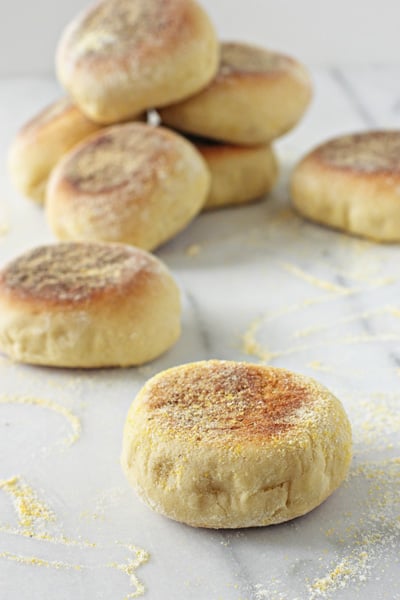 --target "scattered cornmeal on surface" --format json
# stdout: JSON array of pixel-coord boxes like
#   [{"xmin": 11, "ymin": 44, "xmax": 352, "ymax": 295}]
[
  {"xmin": 121, "ymin": 360, "xmax": 352, "ymax": 529},
  {"xmin": 0, "ymin": 242, "xmax": 181, "ymax": 368},
  {"xmin": 46, "ymin": 123, "xmax": 210, "ymax": 251},
  {"xmin": 291, "ymin": 130, "xmax": 400, "ymax": 242}
]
